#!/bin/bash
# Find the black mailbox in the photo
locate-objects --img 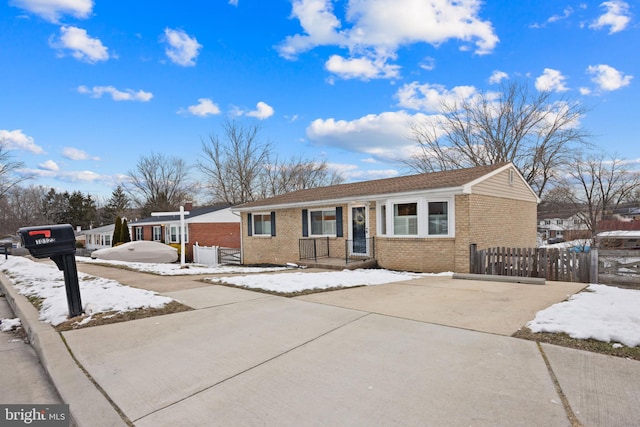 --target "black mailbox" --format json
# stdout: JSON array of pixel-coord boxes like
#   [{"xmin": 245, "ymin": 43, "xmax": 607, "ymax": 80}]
[
  {"xmin": 19, "ymin": 224, "xmax": 76, "ymax": 258},
  {"xmin": 18, "ymin": 224, "xmax": 83, "ymax": 318}
]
